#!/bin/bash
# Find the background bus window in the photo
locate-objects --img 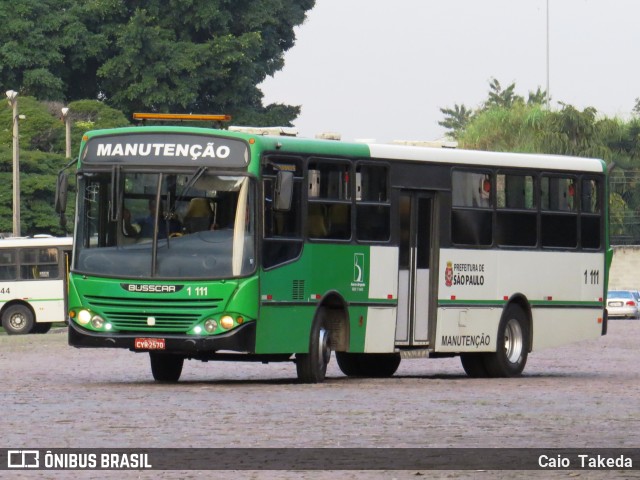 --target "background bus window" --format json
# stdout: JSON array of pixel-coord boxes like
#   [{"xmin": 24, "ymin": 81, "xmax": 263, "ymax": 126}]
[
  {"xmin": 541, "ymin": 175, "xmax": 577, "ymax": 248},
  {"xmin": 581, "ymin": 178, "xmax": 601, "ymax": 249},
  {"xmin": 451, "ymin": 170, "xmax": 492, "ymax": 246},
  {"xmin": 496, "ymin": 174, "xmax": 537, "ymax": 247},
  {"xmin": 20, "ymin": 248, "xmax": 60, "ymax": 279},
  {"xmin": 0, "ymin": 250, "xmax": 17, "ymax": 280},
  {"xmin": 356, "ymin": 164, "xmax": 390, "ymax": 242}
]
